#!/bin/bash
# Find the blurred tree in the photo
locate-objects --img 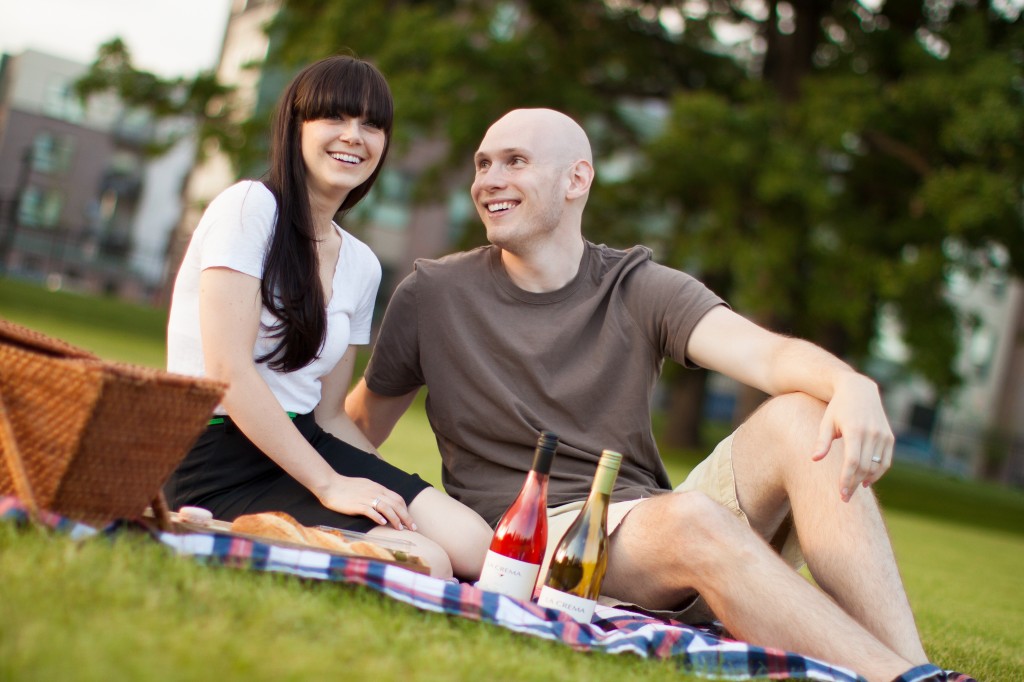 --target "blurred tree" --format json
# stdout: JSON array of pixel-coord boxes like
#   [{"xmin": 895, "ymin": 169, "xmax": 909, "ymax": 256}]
[
  {"xmin": 265, "ymin": 1, "xmax": 1022, "ymax": 446},
  {"xmin": 637, "ymin": 2, "xmax": 1024, "ymax": 427},
  {"xmin": 267, "ymin": 0, "xmax": 749, "ymax": 445},
  {"xmin": 74, "ymin": 38, "xmax": 237, "ymax": 156},
  {"xmin": 79, "ymin": 5, "xmax": 1023, "ymax": 447},
  {"xmin": 74, "ymin": 39, "xmax": 239, "ymax": 302}
]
